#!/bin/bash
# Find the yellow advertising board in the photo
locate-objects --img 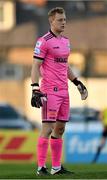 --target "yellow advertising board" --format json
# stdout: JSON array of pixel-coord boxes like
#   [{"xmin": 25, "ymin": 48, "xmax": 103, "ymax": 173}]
[{"xmin": 0, "ymin": 130, "xmax": 51, "ymax": 163}]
